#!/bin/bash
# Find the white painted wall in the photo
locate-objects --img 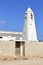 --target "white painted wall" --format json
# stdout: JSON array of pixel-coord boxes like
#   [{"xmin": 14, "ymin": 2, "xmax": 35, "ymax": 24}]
[{"xmin": 0, "ymin": 36, "xmax": 16, "ymax": 41}]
